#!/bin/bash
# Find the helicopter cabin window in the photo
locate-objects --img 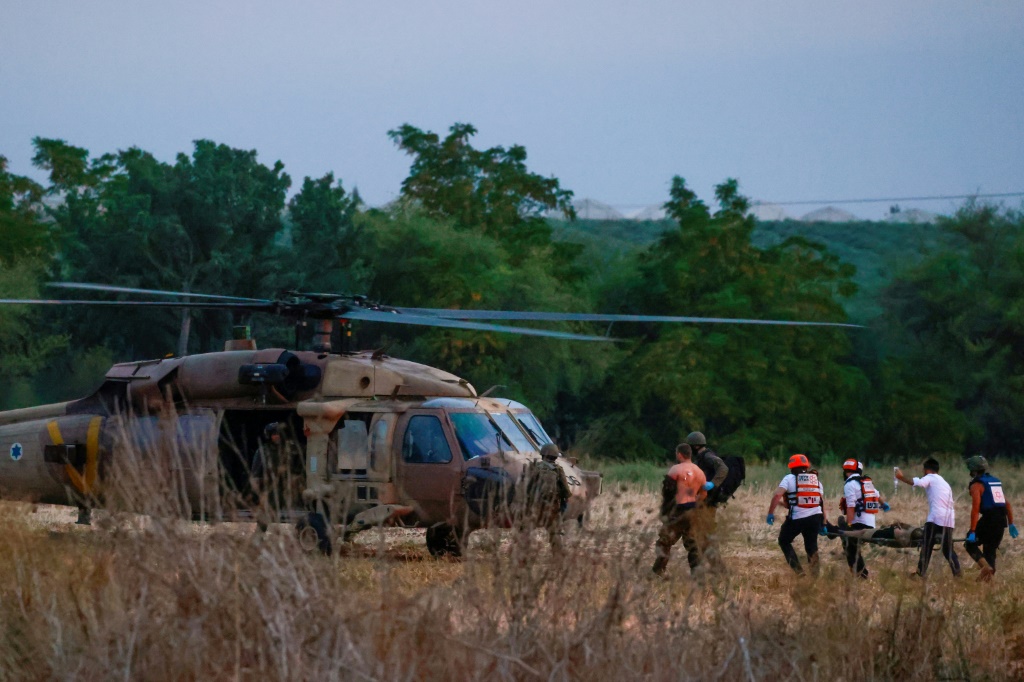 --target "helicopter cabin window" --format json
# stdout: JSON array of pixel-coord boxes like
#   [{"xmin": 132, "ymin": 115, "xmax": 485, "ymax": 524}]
[
  {"xmin": 402, "ymin": 416, "xmax": 452, "ymax": 464},
  {"xmin": 368, "ymin": 416, "xmax": 392, "ymax": 471},
  {"xmin": 335, "ymin": 419, "xmax": 370, "ymax": 474},
  {"xmin": 449, "ymin": 412, "xmax": 513, "ymax": 461}
]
